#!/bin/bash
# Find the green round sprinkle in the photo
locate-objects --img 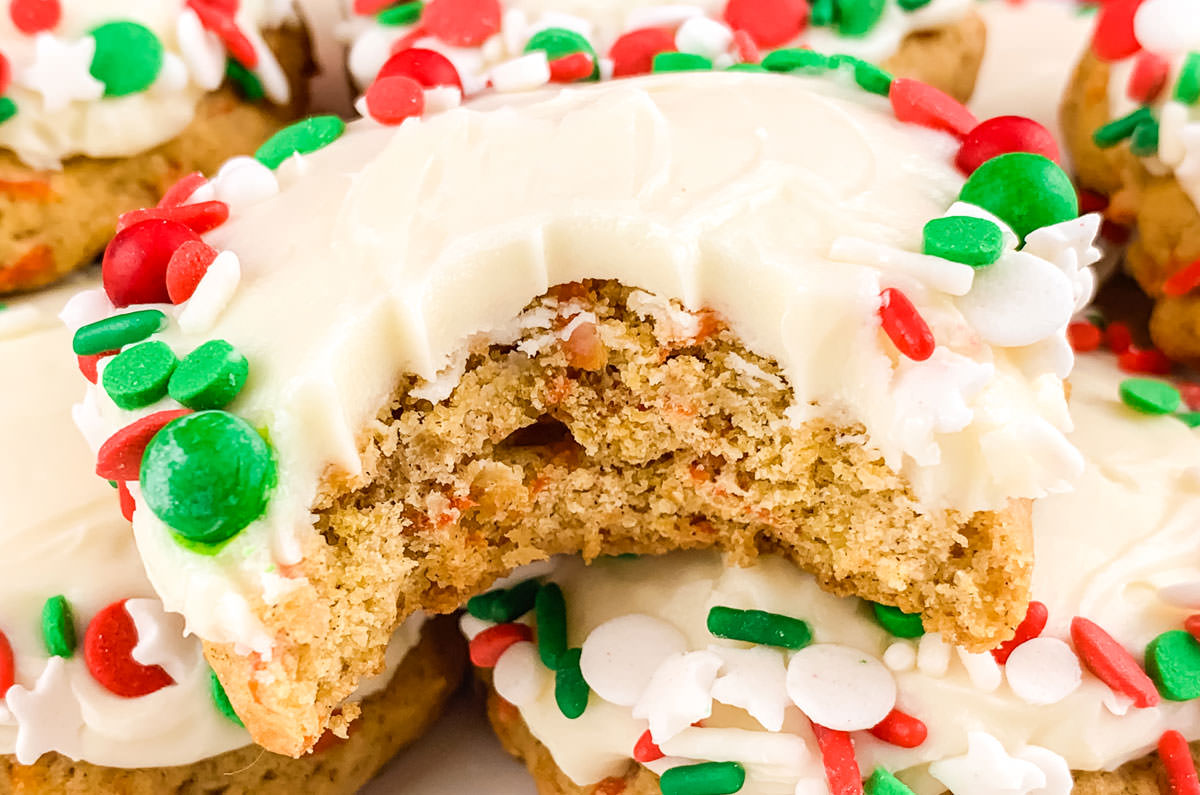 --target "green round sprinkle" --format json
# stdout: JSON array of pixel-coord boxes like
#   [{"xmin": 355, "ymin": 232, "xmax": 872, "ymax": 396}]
[
  {"xmin": 1175, "ymin": 411, "xmax": 1200, "ymax": 428},
  {"xmin": 0, "ymin": 97, "xmax": 16, "ymax": 125},
  {"xmin": 706, "ymin": 606, "xmax": 812, "ymax": 649},
  {"xmin": 922, "ymin": 216, "xmax": 1004, "ymax": 267},
  {"xmin": 102, "ymin": 340, "xmax": 178, "ymax": 410},
  {"xmin": 1119, "ymin": 378, "xmax": 1182, "ymax": 415},
  {"xmin": 660, "ymin": 761, "xmax": 746, "ymax": 795},
  {"xmin": 209, "ymin": 669, "xmax": 244, "ymax": 726},
  {"xmin": 89, "ymin": 21, "xmax": 164, "ymax": 97},
  {"xmin": 958, "ymin": 153, "xmax": 1078, "ymax": 241},
  {"xmin": 467, "ymin": 579, "xmax": 541, "ymax": 623},
  {"xmin": 255, "ymin": 115, "xmax": 347, "ymax": 170},
  {"xmin": 652, "ymin": 52, "xmax": 713, "ymax": 73},
  {"xmin": 1093, "ymin": 106, "xmax": 1154, "ymax": 149},
  {"xmin": 524, "ymin": 27, "xmax": 598, "ymax": 79},
  {"xmin": 225, "ymin": 58, "xmax": 264, "ymax": 102},
  {"xmin": 378, "ymin": 0, "xmax": 424, "ymax": 25},
  {"xmin": 1145, "ymin": 630, "xmax": 1200, "ymax": 701},
  {"xmin": 1130, "ymin": 118, "xmax": 1160, "ymax": 157},
  {"xmin": 554, "ymin": 647, "xmax": 589, "ymax": 719},
  {"xmin": 762, "ymin": 48, "xmax": 831, "ymax": 74},
  {"xmin": 897, "ymin": 0, "xmax": 932, "ymax": 10},
  {"xmin": 810, "ymin": 0, "xmax": 836, "ymax": 25},
  {"xmin": 835, "ymin": 0, "xmax": 886, "ymax": 36},
  {"xmin": 168, "ymin": 339, "xmax": 249, "ymax": 410},
  {"xmin": 72, "ymin": 310, "xmax": 168, "ymax": 356},
  {"xmin": 866, "ymin": 767, "xmax": 916, "ymax": 795},
  {"xmin": 832, "ymin": 55, "xmax": 893, "ymax": 96},
  {"xmin": 141, "ymin": 411, "xmax": 276, "ymax": 546},
  {"xmin": 535, "ymin": 583, "xmax": 568, "ymax": 669},
  {"xmin": 1174, "ymin": 53, "xmax": 1200, "ymax": 105},
  {"xmin": 41, "ymin": 595, "xmax": 76, "ymax": 658},
  {"xmin": 871, "ymin": 603, "xmax": 925, "ymax": 638}
]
